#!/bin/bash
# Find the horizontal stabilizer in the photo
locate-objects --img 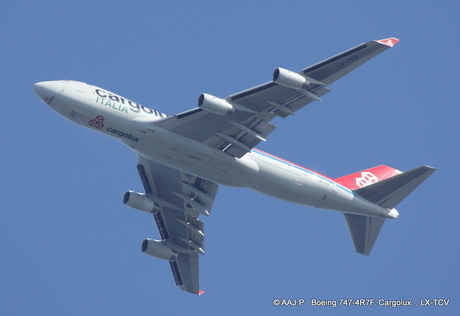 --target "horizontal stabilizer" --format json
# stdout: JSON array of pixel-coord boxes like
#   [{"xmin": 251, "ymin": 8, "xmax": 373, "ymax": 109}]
[
  {"xmin": 353, "ymin": 165, "xmax": 436, "ymax": 209},
  {"xmin": 343, "ymin": 213, "xmax": 385, "ymax": 256}
]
